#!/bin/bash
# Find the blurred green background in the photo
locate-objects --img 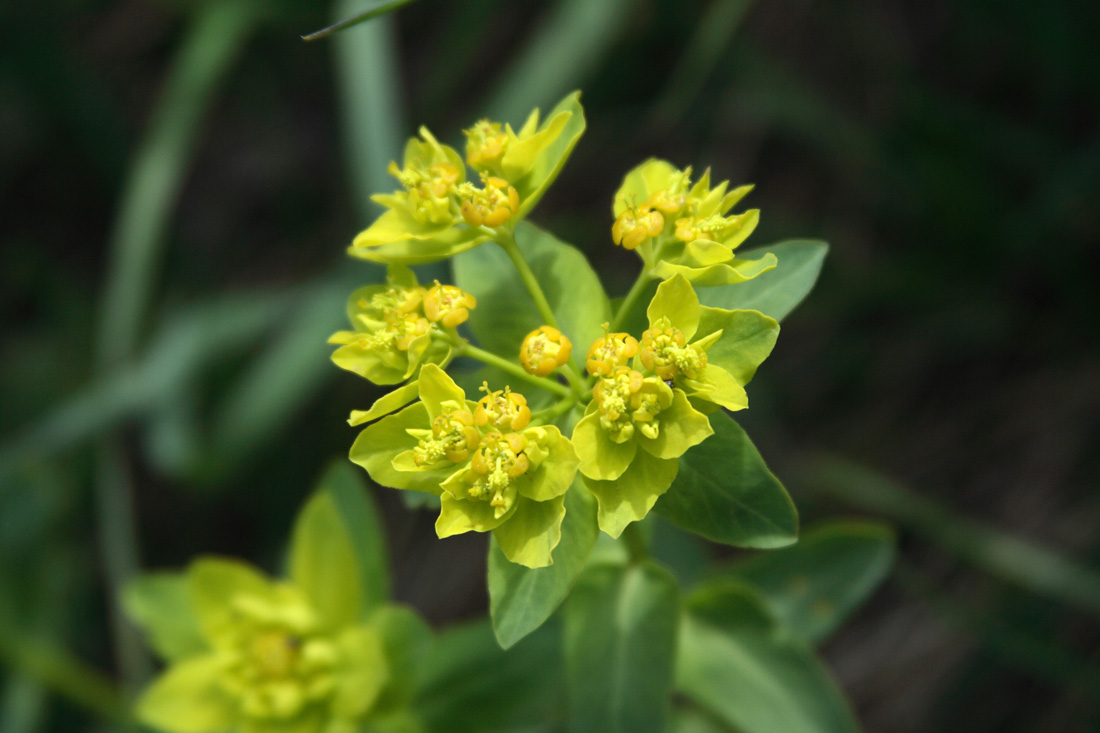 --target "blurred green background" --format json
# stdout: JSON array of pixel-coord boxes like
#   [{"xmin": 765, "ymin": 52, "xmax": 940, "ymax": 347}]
[{"xmin": 2, "ymin": 0, "xmax": 1099, "ymax": 730}]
